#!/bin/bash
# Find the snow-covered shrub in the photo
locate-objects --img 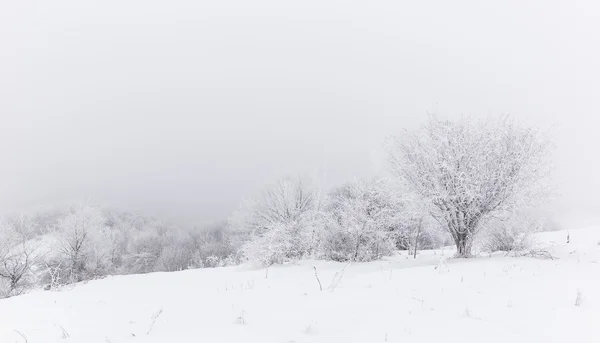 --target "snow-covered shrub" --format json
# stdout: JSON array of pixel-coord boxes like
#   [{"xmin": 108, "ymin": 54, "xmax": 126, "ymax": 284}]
[
  {"xmin": 187, "ymin": 223, "xmax": 238, "ymax": 268},
  {"xmin": 241, "ymin": 221, "xmax": 310, "ymax": 266},
  {"xmin": 233, "ymin": 177, "xmax": 319, "ymax": 266},
  {"xmin": 318, "ymin": 179, "xmax": 400, "ymax": 262},
  {"xmin": 40, "ymin": 258, "xmax": 70, "ymax": 289},
  {"xmin": 318, "ymin": 231, "xmax": 393, "ymax": 263},
  {"xmin": 188, "ymin": 250, "xmax": 228, "ymax": 269},
  {"xmin": 189, "ymin": 251, "xmax": 205, "ymax": 268},
  {"xmin": 205, "ymin": 255, "xmax": 225, "ymax": 268},
  {"xmin": 155, "ymin": 244, "xmax": 193, "ymax": 272},
  {"xmin": 389, "ymin": 216, "xmax": 448, "ymax": 257},
  {"xmin": 121, "ymin": 252, "xmax": 159, "ymax": 274},
  {"xmin": 317, "ymin": 224, "xmax": 357, "ymax": 262},
  {"xmin": 121, "ymin": 233, "xmax": 167, "ymax": 274},
  {"xmin": 483, "ymin": 213, "xmax": 544, "ymax": 253}
]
